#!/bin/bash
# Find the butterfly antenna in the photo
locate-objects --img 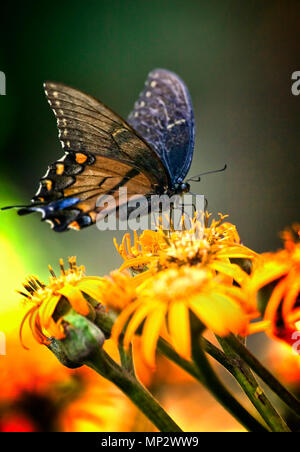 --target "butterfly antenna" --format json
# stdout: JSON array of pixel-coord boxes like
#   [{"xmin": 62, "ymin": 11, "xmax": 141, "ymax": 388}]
[
  {"xmin": 187, "ymin": 164, "xmax": 227, "ymax": 182},
  {"xmin": 1, "ymin": 202, "xmax": 42, "ymax": 211},
  {"xmin": 1, "ymin": 204, "xmax": 28, "ymax": 211}
]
